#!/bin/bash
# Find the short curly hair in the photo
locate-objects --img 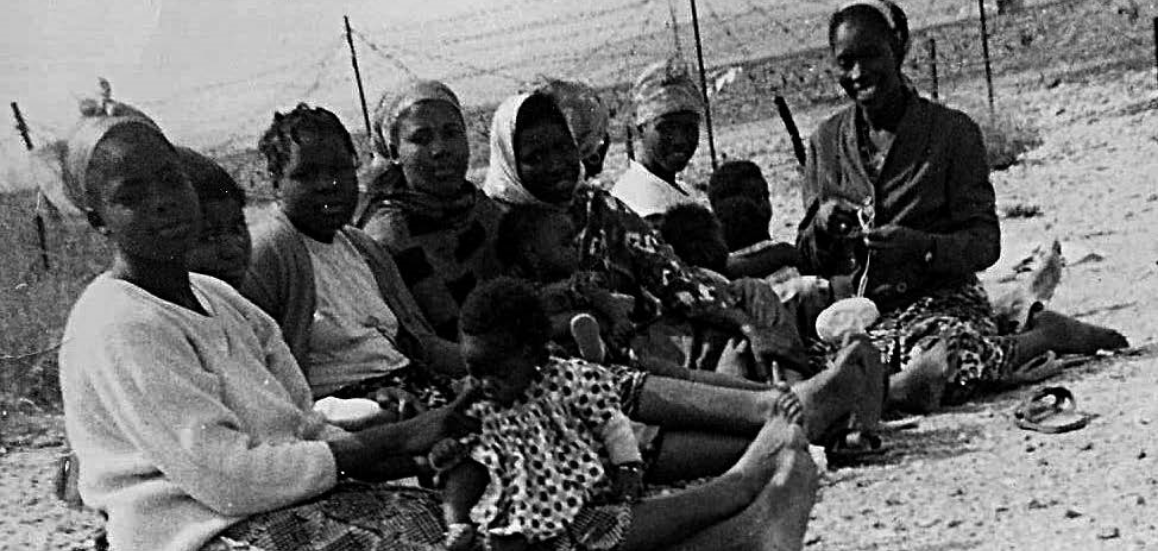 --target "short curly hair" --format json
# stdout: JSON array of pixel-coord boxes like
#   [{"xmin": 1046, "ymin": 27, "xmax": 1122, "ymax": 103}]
[
  {"xmin": 708, "ymin": 160, "xmax": 768, "ymax": 208},
  {"xmin": 714, "ymin": 196, "xmax": 771, "ymax": 251},
  {"xmin": 659, "ymin": 203, "xmax": 728, "ymax": 274},
  {"xmin": 459, "ymin": 277, "xmax": 550, "ymax": 352},
  {"xmin": 257, "ymin": 103, "xmax": 356, "ymax": 182}
]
